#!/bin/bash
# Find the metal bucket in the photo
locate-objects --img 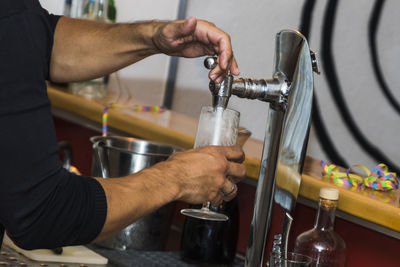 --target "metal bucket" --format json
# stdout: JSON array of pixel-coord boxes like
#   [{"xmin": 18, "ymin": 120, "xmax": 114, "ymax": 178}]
[{"xmin": 90, "ymin": 136, "xmax": 183, "ymax": 251}]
